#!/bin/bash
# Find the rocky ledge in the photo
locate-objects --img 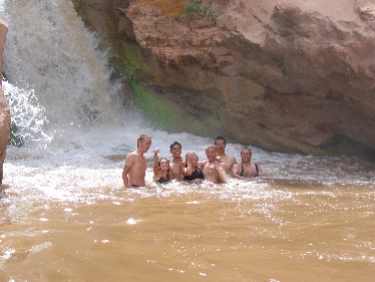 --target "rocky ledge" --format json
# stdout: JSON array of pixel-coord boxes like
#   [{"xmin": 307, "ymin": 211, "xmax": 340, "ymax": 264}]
[{"xmin": 74, "ymin": 0, "xmax": 375, "ymax": 157}]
